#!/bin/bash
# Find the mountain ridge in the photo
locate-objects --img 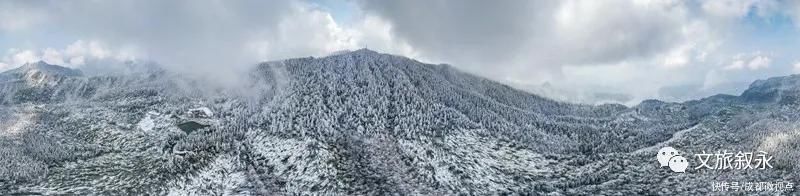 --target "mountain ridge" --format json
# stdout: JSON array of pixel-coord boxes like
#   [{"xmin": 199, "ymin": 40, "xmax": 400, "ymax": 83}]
[
  {"xmin": 4, "ymin": 50, "xmax": 800, "ymax": 107},
  {"xmin": 1, "ymin": 61, "xmax": 82, "ymax": 79}
]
